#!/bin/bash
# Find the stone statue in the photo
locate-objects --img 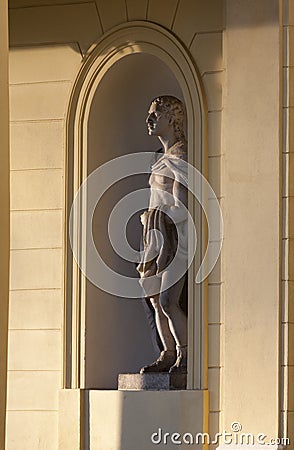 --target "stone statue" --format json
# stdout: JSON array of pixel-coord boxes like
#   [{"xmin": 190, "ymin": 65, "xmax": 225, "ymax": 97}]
[{"xmin": 137, "ymin": 96, "xmax": 188, "ymax": 374}]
